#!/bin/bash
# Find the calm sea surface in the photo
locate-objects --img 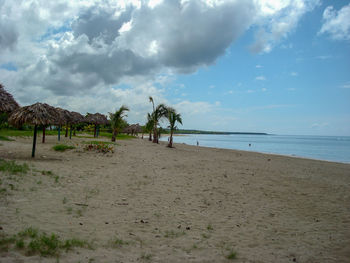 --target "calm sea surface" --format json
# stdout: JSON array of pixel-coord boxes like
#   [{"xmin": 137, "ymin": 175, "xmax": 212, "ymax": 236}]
[{"xmin": 160, "ymin": 134, "xmax": 350, "ymax": 163}]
